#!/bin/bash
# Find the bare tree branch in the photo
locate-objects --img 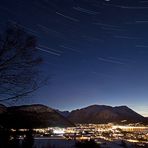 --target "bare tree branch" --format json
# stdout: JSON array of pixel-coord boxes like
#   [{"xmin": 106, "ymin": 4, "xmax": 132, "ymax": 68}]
[{"xmin": 0, "ymin": 24, "xmax": 44, "ymax": 102}]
